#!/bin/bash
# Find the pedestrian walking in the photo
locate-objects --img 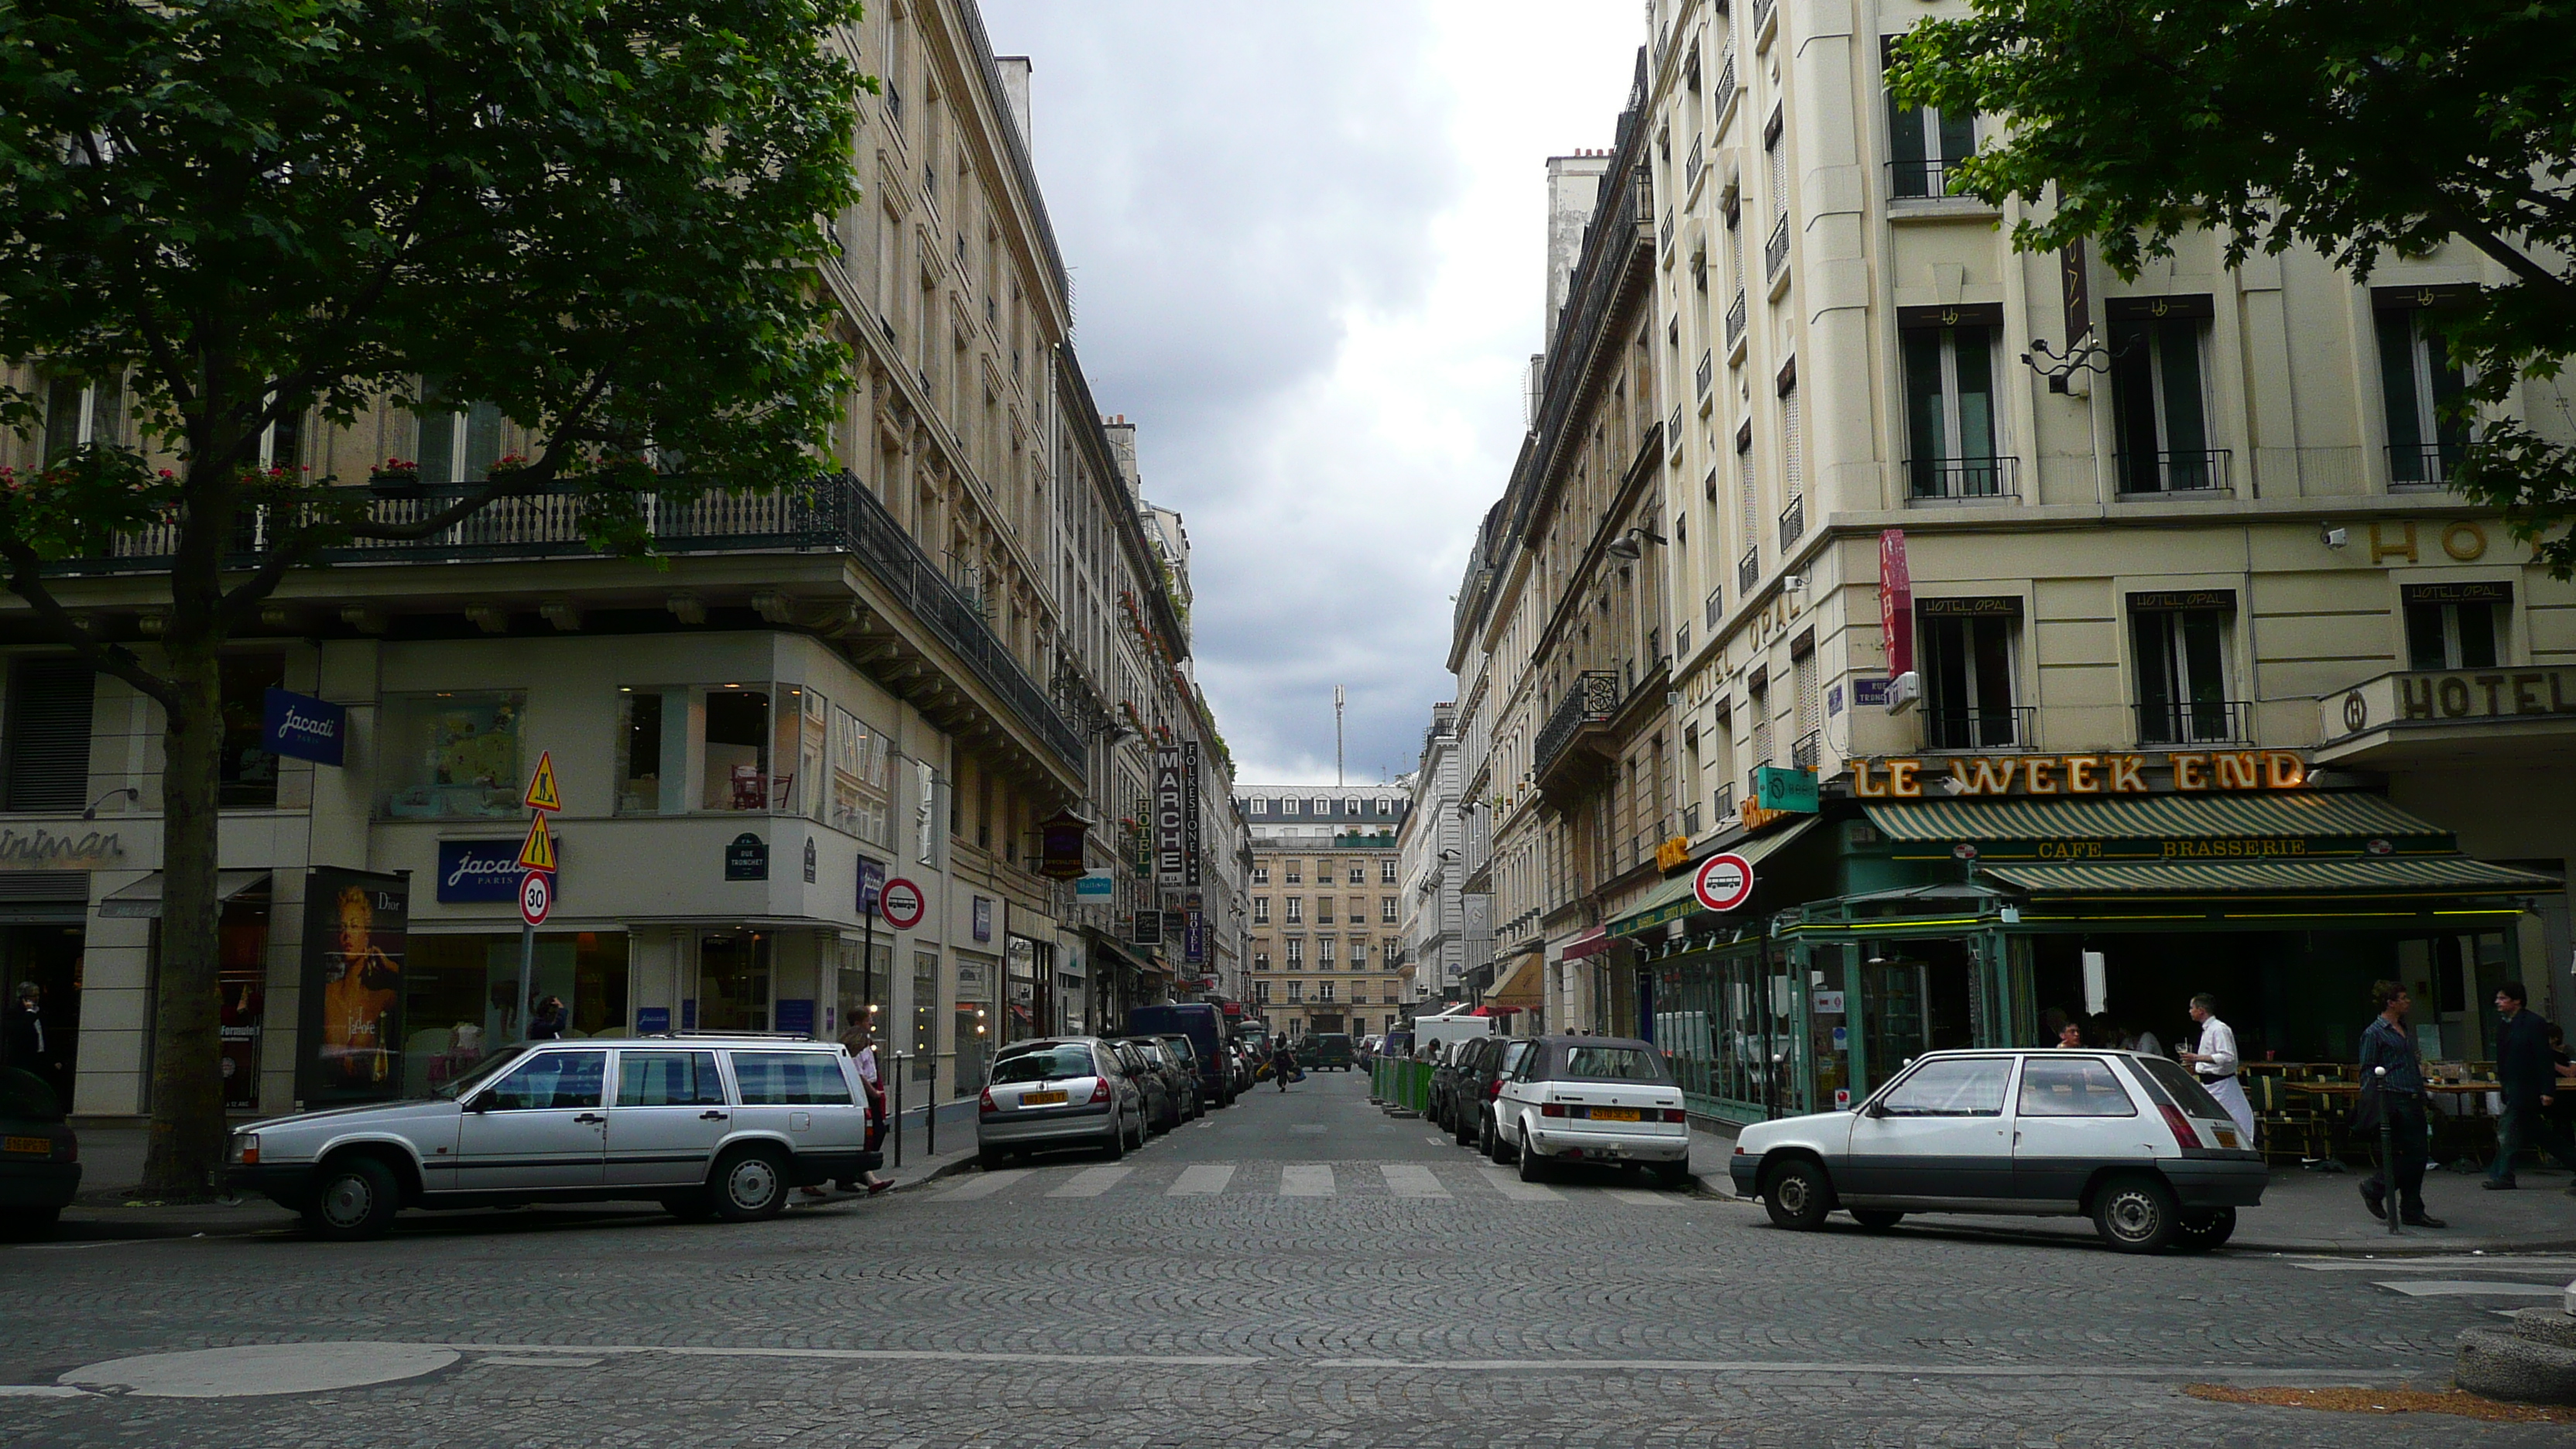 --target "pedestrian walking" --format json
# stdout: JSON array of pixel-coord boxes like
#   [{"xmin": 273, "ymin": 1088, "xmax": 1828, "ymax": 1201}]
[
  {"xmin": 1271, "ymin": 1036, "xmax": 1297, "ymax": 1092},
  {"xmin": 2178, "ymin": 993, "xmax": 2256, "ymax": 1142},
  {"xmin": 4, "ymin": 982, "xmax": 62, "ymax": 1098},
  {"xmin": 818, "ymin": 1027, "xmax": 895, "ymax": 1197},
  {"xmin": 2357, "ymin": 980, "xmax": 2445, "ymax": 1228},
  {"xmin": 2483, "ymin": 982, "xmax": 2576, "ymax": 1194},
  {"xmin": 526, "ymin": 995, "xmax": 567, "ymax": 1040}
]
